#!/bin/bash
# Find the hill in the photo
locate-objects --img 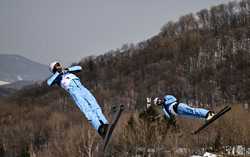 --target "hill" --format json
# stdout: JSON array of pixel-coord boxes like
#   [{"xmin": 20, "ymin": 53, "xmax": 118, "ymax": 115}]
[
  {"xmin": 0, "ymin": 54, "xmax": 49, "ymax": 82},
  {"xmin": 78, "ymin": 0, "xmax": 250, "ymax": 108}
]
